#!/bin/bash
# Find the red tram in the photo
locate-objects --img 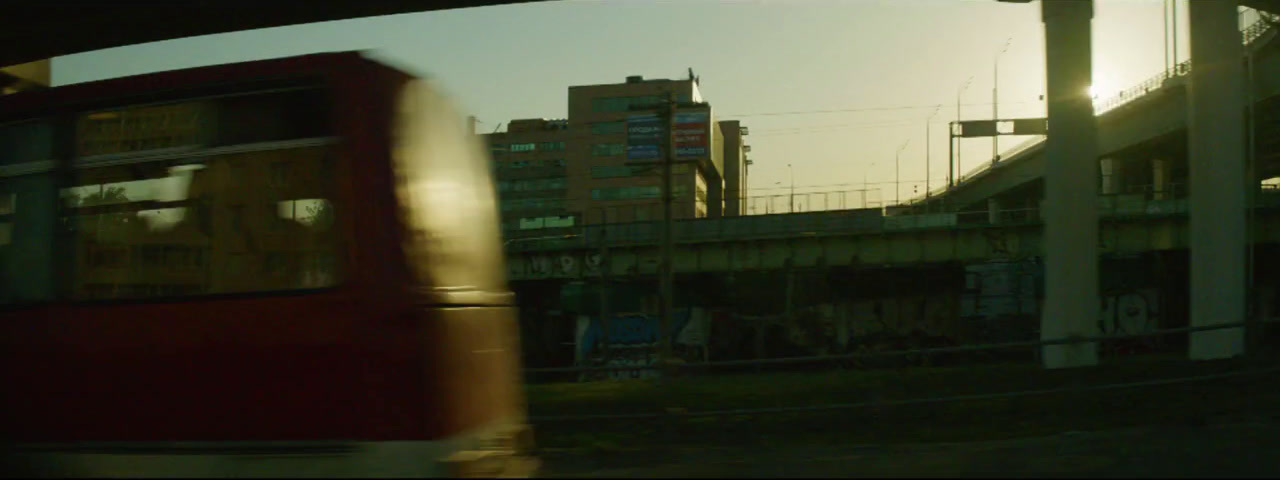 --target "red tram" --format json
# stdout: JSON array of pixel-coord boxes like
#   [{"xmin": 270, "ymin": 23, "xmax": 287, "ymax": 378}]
[{"xmin": 0, "ymin": 52, "xmax": 535, "ymax": 477}]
